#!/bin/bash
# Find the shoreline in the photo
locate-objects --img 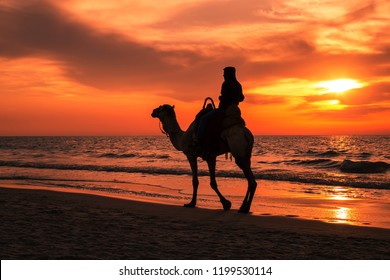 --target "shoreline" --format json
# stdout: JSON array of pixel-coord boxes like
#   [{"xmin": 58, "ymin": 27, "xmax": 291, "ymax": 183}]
[
  {"xmin": 2, "ymin": 174, "xmax": 390, "ymax": 229},
  {"xmin": 1, "ymin": 186, "xmax": 389, "ymax": 259}
]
